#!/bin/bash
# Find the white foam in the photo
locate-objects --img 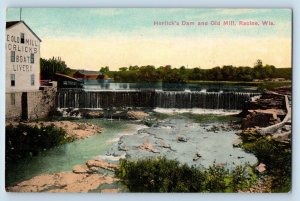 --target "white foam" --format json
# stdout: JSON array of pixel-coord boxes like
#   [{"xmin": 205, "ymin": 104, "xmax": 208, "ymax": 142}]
[
  {"xmin": 96, "ymin": 153, "xmax": 126, "ymax": 161},
  {"xmin": 107, "ymin": 124, "xmax": 148, "ymax": 143},
  {"xmin": 153, "ymin": 108, "xmax": 240, "ymax": 115}
]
